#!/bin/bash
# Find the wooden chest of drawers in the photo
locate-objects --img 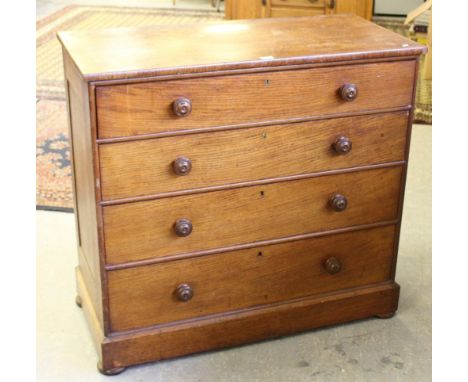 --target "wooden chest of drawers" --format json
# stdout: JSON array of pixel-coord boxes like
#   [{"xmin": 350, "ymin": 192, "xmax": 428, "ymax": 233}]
[{"xmin": 58, "ymin": 15, "xmax": 426, "ymax": 375}]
